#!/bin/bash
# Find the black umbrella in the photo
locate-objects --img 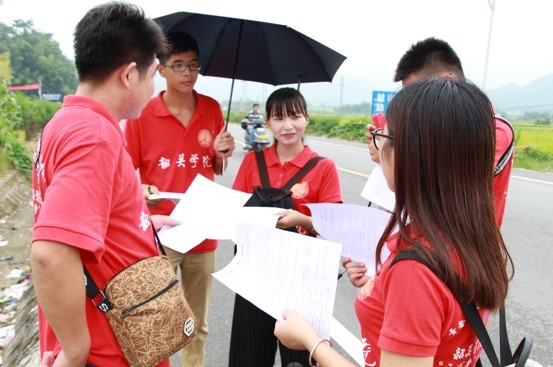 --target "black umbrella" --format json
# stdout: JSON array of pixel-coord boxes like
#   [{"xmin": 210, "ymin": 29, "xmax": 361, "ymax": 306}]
[{"xmin": 154, "ymin": 11, "xmax": 347, "ymax": 127}]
